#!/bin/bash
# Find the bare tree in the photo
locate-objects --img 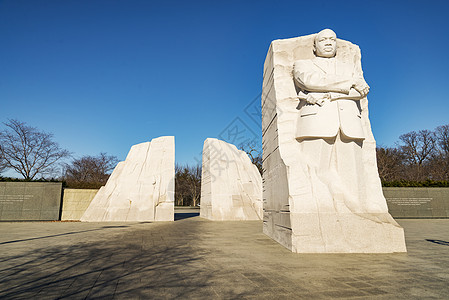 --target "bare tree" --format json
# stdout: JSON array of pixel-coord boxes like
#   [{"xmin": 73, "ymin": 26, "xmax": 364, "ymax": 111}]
[
  {"xmin": 430, "ymin": 125, "xmax": 449, "ymax": 180},
  {"xmin": 435, "ymin": 125, "xmax": 449, "ymax": 155},
  {"xmin": 0, "ymin": 152, "xmax": 7, "ymax": 175},
  {"xmin": 0, "ymin": 119, "xmax": 70, "ymax": 180},
  {"xmin": 185, "ymin": 164, "xmax": 201, "ymax": 206},
  {"xmin": 175, "ymin": 163, "xmax": 201, "ymax": 206},
  {"xmin": 376, "ymin": 146, "xmax": 404, "ymax": 181},
  {"xmin": 64, "ymin": 153, "xmax": 119, "ymax": 188},
  {"xmin": 398, "ymin": 130, "xmax": 436, "ymax": 181},
  {"xmin": 239, "ymin": 141, "xmax": 263, "ymax": 175},
  {"xmin": 175, "ymin": 164, "xmax": 187, "ymax": 206}
]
